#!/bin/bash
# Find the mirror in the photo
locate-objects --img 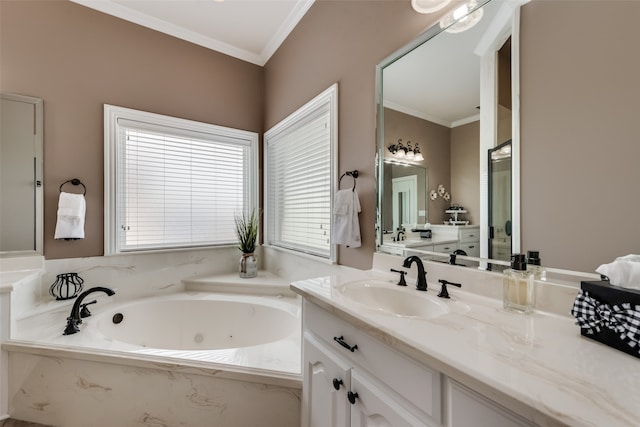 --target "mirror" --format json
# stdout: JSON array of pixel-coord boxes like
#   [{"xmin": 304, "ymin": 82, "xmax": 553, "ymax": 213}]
[
  {"xmin": 0, "ymin": 93, "xmax": 44, "ymax": 255},
  {"xmin": 377, "ymin": 0, "xmax": 515, "ymax": 263},
  {"xmin": 382, "ymin": 161, "xmax": 428, "ymax": 232}
]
